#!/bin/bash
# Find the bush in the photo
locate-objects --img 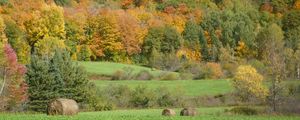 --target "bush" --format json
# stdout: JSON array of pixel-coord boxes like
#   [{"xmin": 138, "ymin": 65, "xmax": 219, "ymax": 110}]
[
  {"xmin": 94, "ymin": 85, "xmax": 187, "ymax": 109},
  {"xmin": 279, "ymin": 97, "xmax": 300, "ymax": 114},
  {"xmin": 179, "ymin": 61, "xmax": 202, "ymax": 79},
  {"xmin": 179, "ymin": 72, "xmax": 194, "ymax": 80},
  {"xmin": 200, "ymin": 62, "xmax": 224, "ymax": 79},
  {"xmin": 101, "ymin": 85, "xmax": 132, "ymax": 108},
  {"xmin": 111, "ymin": 67, "xmax": 134, "ymax": 80},
  {"xmin": 135, "ymin": 70, "xmax": 153, "ymax": 80},
  {"xmin": 84, "ymin": 83, "xmax": 115, "ymax": 111},
  {"xmin": 229, "ymin": 107, "xmax": 258, "ymax": 115},
  {"xmin": 159, "ymin": 72, "xmax": 180, "ymax": 80},
  {"xmin": 248, "ymin": 59, "xmax": 266, "ymax": 75},
  {"xmin": 155, "ymin": 87, "xmax": 185, "ymax": 107},
  {"xmin": 130, "ymin": 86, "xmax": 157, "ymax": 108},
  {"xmin": 233, "ymin": 65, "xmax": 268, "ymax": 102}
]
